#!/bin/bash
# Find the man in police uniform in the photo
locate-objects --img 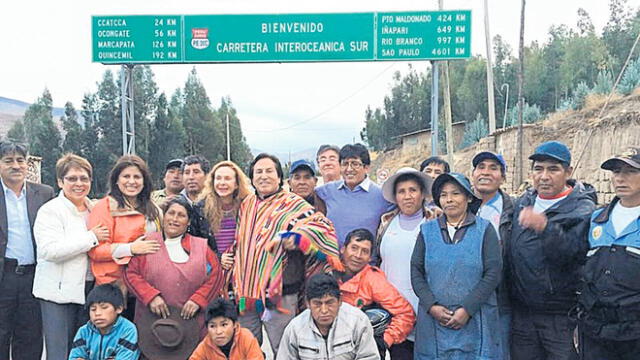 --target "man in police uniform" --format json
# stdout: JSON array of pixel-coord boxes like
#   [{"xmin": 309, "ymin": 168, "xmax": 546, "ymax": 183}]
[{"xmin": 578, "ymin": 147, "xmax": 640, "ymax": 359}]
